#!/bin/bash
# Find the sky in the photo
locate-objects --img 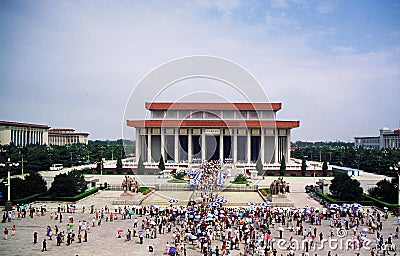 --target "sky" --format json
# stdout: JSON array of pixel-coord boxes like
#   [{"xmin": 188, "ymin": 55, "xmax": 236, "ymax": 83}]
[{"xmin": 1, "ymin": 0, "xmax": 399, "ymax": 142}]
